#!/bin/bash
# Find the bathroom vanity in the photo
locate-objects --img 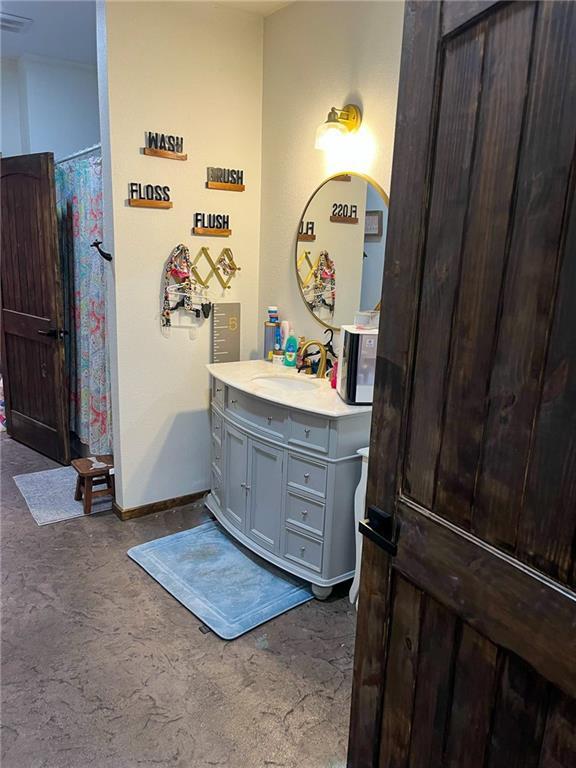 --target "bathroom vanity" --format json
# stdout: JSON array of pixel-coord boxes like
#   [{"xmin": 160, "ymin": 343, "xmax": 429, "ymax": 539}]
[{"xmin": 206, "ymin": 360, "xmax": 372, "ymax": 599}]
